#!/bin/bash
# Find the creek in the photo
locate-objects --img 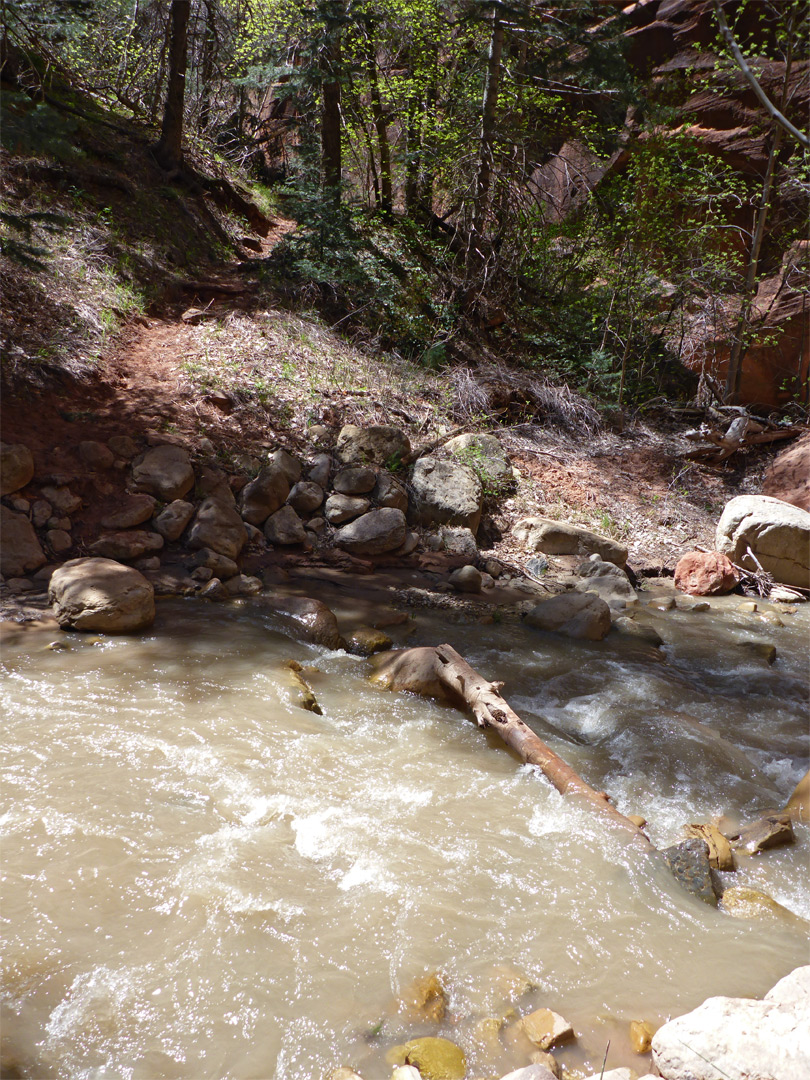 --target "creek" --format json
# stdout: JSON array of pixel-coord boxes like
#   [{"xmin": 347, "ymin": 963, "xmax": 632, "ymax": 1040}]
[{"xmin": 1, "ymin": 585, "xmax": 808, "ymax": 1079}]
